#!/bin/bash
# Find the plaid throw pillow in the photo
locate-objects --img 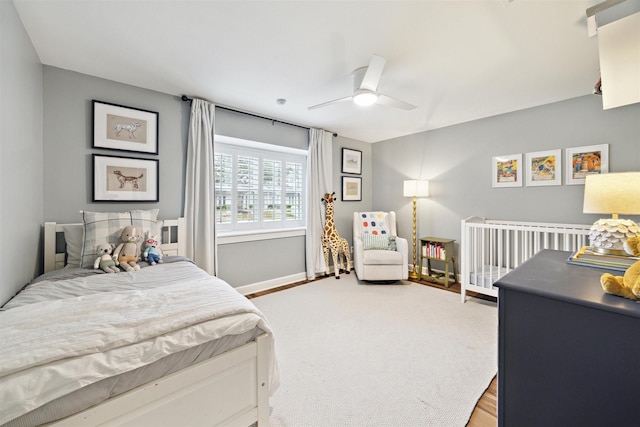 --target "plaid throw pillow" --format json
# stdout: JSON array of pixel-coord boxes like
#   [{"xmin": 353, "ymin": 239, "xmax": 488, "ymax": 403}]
[
  {"xmin": 79, "ymin": 209, "xmax": 158, "ymax": 268},
  {"xmin": 362, "ymin": 234, "xmax": 396, "ymax": 251}
]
